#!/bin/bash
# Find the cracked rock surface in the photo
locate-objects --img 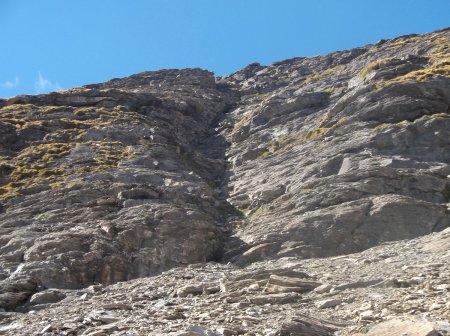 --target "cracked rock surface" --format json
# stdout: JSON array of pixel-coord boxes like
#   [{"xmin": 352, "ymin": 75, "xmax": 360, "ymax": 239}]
[{"xmin": 0, "ymin": 27, "xmax": 449, "ymax": 335}]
